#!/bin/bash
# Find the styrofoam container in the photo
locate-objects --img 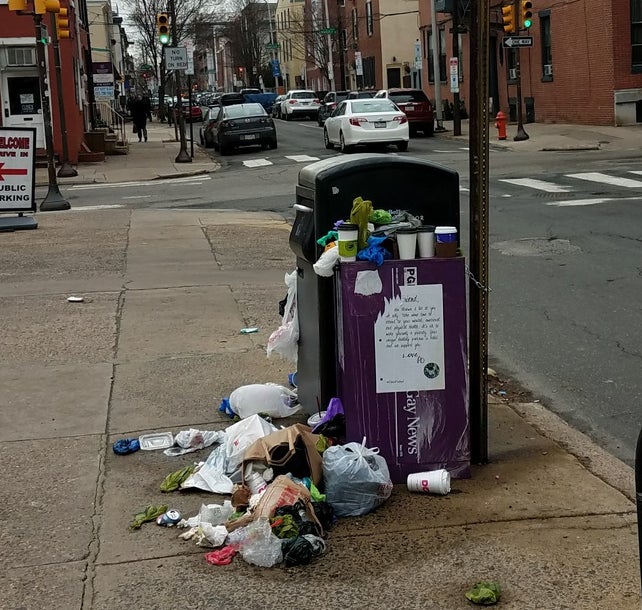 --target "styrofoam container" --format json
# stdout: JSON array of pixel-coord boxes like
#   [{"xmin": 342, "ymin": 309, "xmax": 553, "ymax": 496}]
[{"xmin": 139, "ymin": 432, "xmax": 174, "ymax": 450}]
